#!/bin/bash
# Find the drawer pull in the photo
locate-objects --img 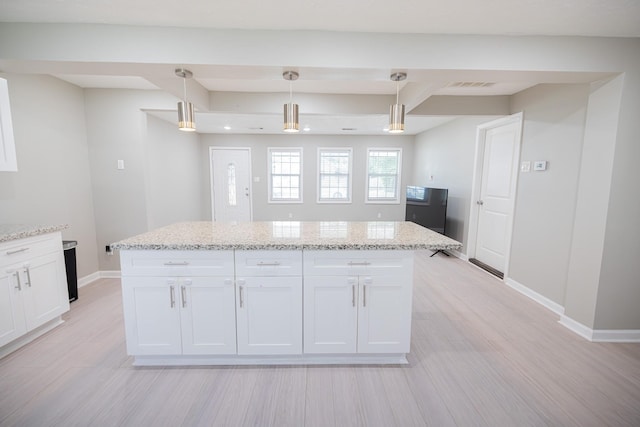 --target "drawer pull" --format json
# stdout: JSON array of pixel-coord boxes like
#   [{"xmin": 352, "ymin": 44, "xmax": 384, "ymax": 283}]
[
  {"xmin": 169, "ymin": 285, "xmax": 176, "ymax": 308},
  {"xmin": 6, "ymin": 247, "xmax": 29, "ymax": 255},
  {"xmin": 181, "ymin": 285, "xmax": 187, "ymax": 308},
  {"xmin": 24, "ymin": 267, "xmax": 32, "ymax": 287},
  {"xmin": 14, "ymin": 271, "xmax": 21, "ymax": 291},
  {"xmin": 352, "ymin": 284, "xmax": 356, "ymax": 307},
  {"xmin": 363, "ymin": 285, "xmax": 367, "ymax": 307},
  {"xmin": 348, "ymin": 261, "xmax": 370, "ymax": 266},
  {"xmin": 164, "ymin": 261, "xmax": 189, "ymax": 266},
  {"xmin": 257, "ymin": 261, "xmax": 281, "ymax": 267},
  {"xmin": 239, "ymin": 285, "xmax": 244, "ymax": 308}
]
